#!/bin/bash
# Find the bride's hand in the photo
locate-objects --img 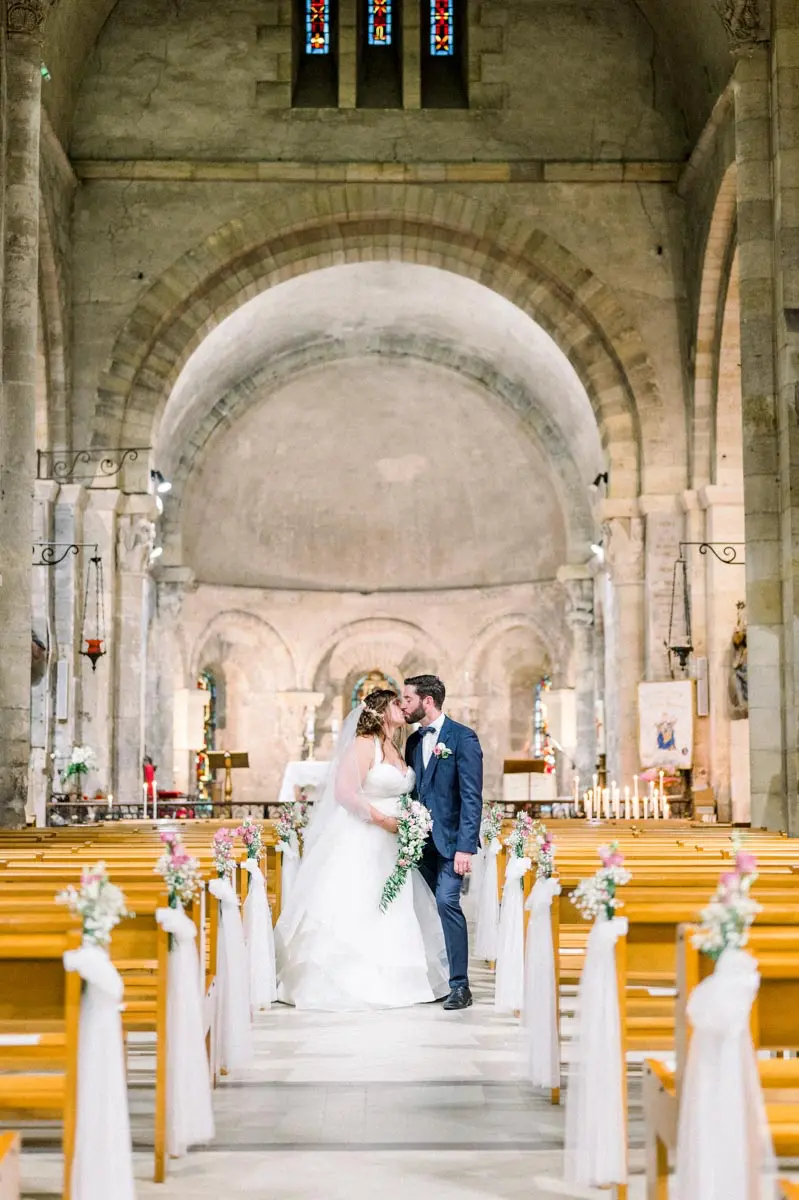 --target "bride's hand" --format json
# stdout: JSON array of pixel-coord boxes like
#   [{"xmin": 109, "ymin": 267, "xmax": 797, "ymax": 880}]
[{"xmin": 369, "ymin": 805, "xmax": 399, "ymax": 834}]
